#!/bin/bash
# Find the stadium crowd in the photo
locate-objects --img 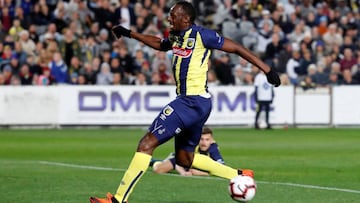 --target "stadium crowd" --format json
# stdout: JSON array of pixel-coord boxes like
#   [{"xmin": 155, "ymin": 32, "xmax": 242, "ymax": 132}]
[{"xmin": 0, "ymin": 0, "xmax": 359, "ymax": 88}]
